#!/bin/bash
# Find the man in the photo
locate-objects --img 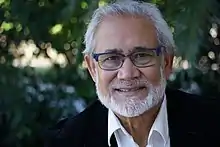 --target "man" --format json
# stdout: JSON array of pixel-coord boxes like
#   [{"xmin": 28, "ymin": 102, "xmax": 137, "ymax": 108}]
[{"xmin": 44, "ymin": 1, "xmax": 220, "ymax": 147}]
